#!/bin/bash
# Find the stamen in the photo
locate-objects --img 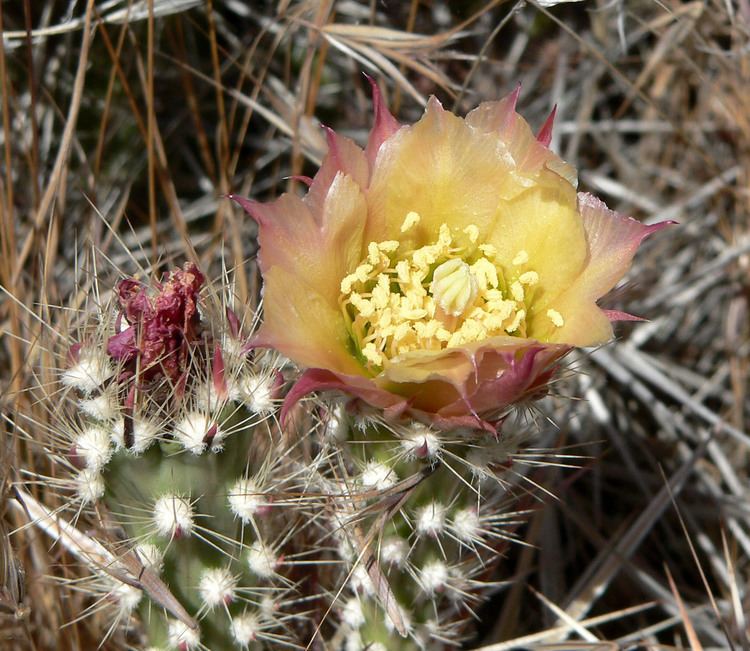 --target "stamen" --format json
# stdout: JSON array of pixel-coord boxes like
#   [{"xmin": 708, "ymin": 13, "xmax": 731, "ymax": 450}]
[
  {"xmin": 519, "ymin": 271, "xmax": 539, "ymax": 285},
  {"xmin": 401, "ymin": 211, "xmax": 421, "ymax": 232},
  {"xmin": 479, "ymin": 243, "xmax": 497, "ymax": 258},
  {"xmin": 362, "ymin": 343, "xmax": 384, "ymax": 367},
  {"xmin": 463, "ymin": 224, "xmax": 479, "ymax": 243},
  {"xmin": 510, "ymin": 281, "xmax": 525, "ymax": 302},
  {"xmin": 341, "ymin": 223, "xmax": 544, "ymax": 371},
  {"xmin": 507, "ymin": 309, "xmax": 526, "ymax": 333},
  {"xmin": 512, "ymin": 250, "xmax": 529, "ymax": 266},
  {"xmin": 547, "ymin": 309, "xmax": 564, "ymax": 327}
]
